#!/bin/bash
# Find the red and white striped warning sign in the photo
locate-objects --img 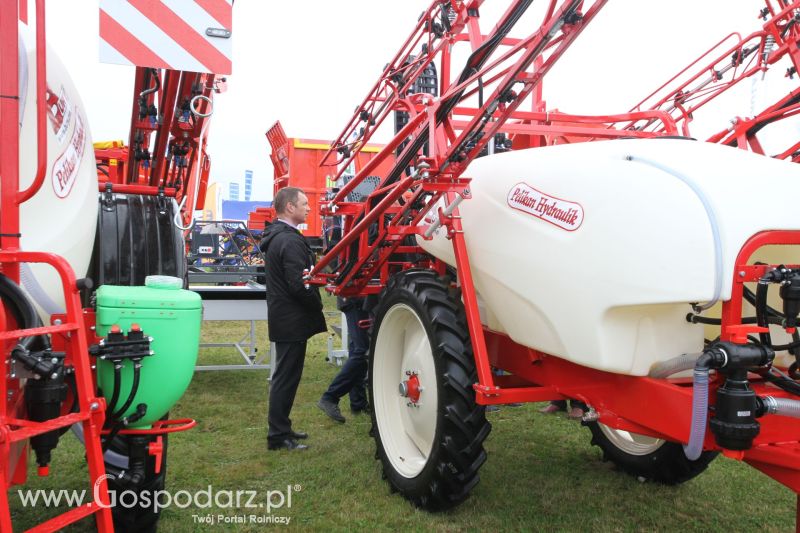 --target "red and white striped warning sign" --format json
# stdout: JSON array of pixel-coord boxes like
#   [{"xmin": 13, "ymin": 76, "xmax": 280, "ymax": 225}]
[{"xmin": 99, "ymin": 0, "xmax": 232, "ymax": 74}]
